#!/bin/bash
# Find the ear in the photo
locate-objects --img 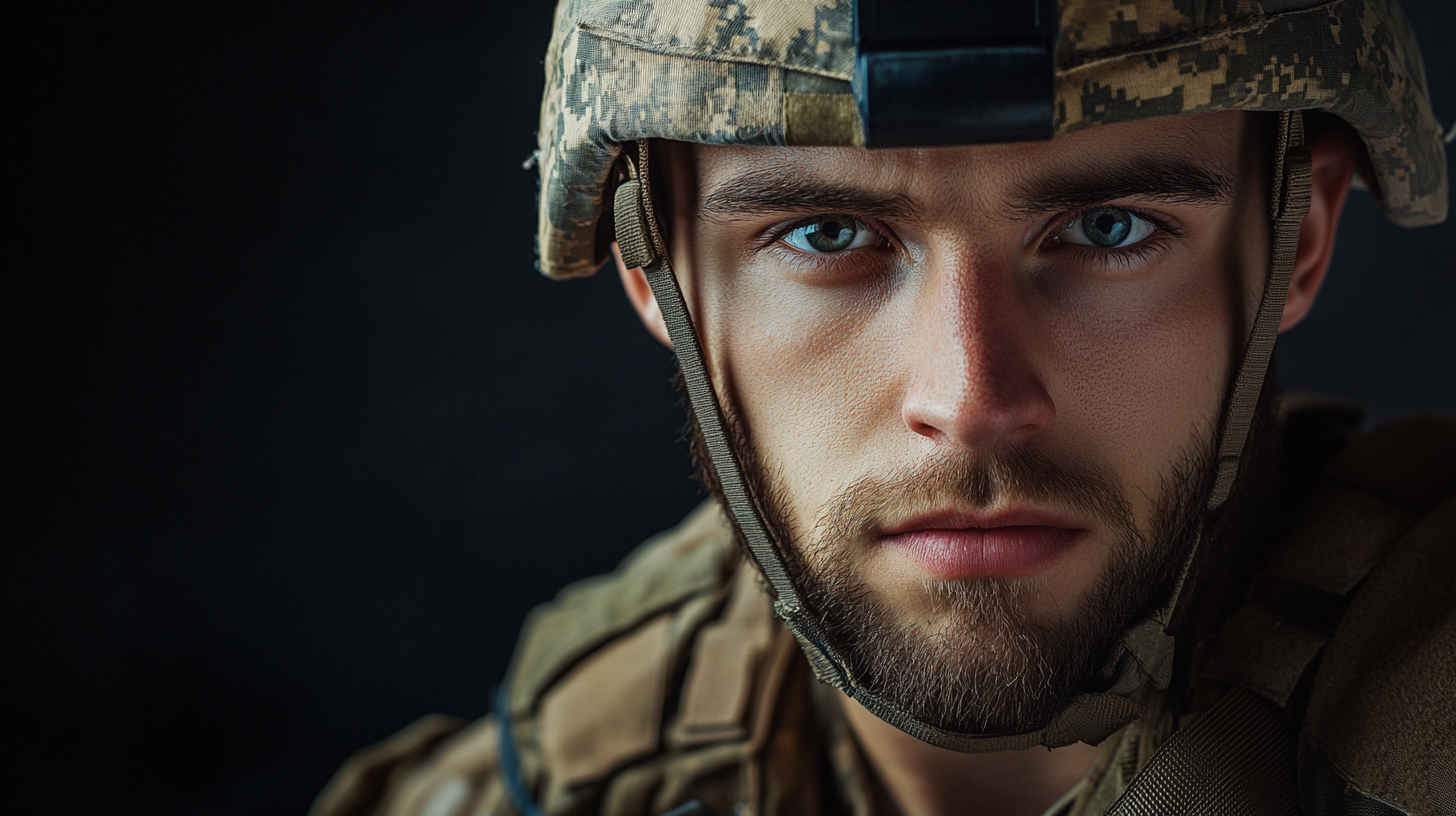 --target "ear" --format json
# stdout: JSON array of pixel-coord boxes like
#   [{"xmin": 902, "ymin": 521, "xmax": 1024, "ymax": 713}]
[
  {"xmin": 614, "ymin": 242, "xmax": 673, "ymax": 348},
  {"xmin": 1280, "ymin": 127, "xmax": 1358, "ymax": 332}
]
